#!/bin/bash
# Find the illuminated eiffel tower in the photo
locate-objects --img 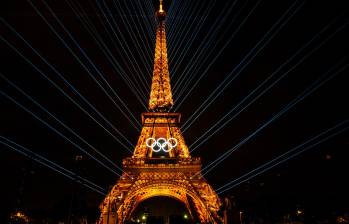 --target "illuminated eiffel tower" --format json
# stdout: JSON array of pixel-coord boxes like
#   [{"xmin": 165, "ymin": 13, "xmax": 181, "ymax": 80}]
[{"xmin": 99, "ymin": 1, "xmax": 222, "ymax": 223}]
